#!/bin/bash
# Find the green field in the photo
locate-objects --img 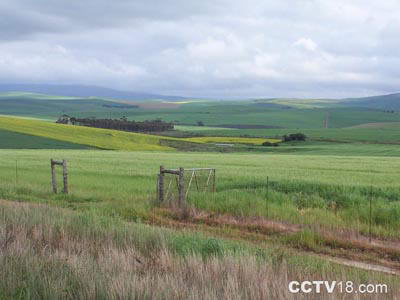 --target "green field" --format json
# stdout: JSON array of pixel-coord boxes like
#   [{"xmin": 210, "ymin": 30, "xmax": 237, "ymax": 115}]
[
  {"xmin": 2, "ymin": 92, "xmax": 400, "ymax": 296},
  {"xmin": 2, "ymin": 93, "xmax": 400, "ymax": 130},
  {"xmin": 185, "ymin": 136, "xmax": 280, "ymax": 145},
  {"xmin": 0, "ymin": 92, "xmax": 139, "ymax": 119},
  {"xmin": 0, "ymin": 116, "xmax": 275, "ymax": 152},
  {"xmin": 179, "ymin": 127, "xmax": 400, "ymax": 144},
  {"xmin": 2, "ymin": 149, "xmax": 400, "ymax": 238},
  {"xmin": 0, "ymin": 129, "xmax": 90, "ymax": 149},
  {"xmin": 0, "ymin": 116, "xmax": 177, "ymax": 151}
]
